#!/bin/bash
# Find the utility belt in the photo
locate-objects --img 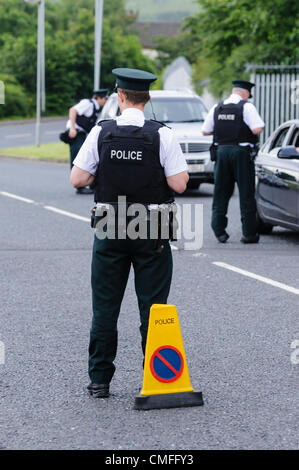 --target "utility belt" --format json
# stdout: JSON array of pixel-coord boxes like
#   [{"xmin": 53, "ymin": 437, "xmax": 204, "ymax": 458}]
[
  {"xmin": 209, "ymin": 142, "xmax": 259, "ymax": 162},
  {"xmin": 90, "ymin": 201, "xmax": 178, "ymax": 241}
]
